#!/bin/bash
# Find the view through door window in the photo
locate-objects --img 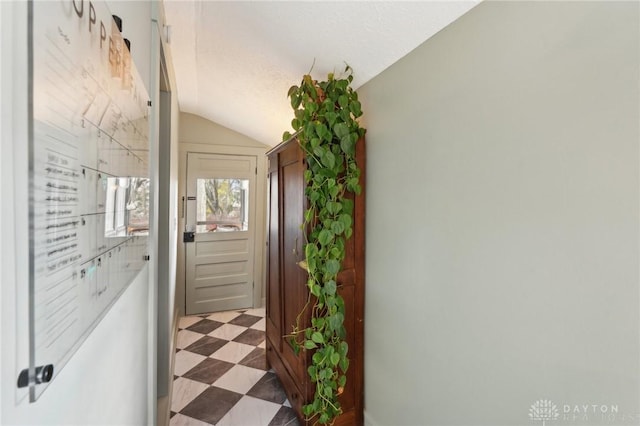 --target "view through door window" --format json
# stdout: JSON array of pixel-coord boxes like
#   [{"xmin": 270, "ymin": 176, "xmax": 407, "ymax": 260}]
[{"xmin": 196, "ymin": 178, "xmax": 249, "ymax": 233}]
